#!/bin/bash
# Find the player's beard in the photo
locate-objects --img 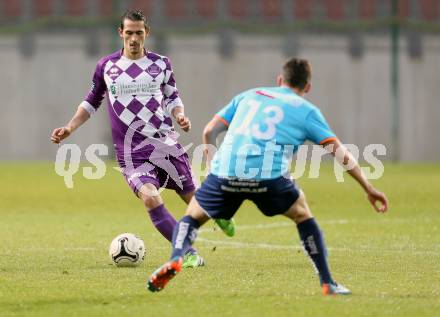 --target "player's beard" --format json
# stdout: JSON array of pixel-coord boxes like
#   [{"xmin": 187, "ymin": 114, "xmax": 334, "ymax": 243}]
[
  {"xmin": 130, "ymin": 44, "xmax": 139, "ymax": 53},
  {"xmin": 128, "ymin": 42, "xmax": 142, "ymax": 57}
]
